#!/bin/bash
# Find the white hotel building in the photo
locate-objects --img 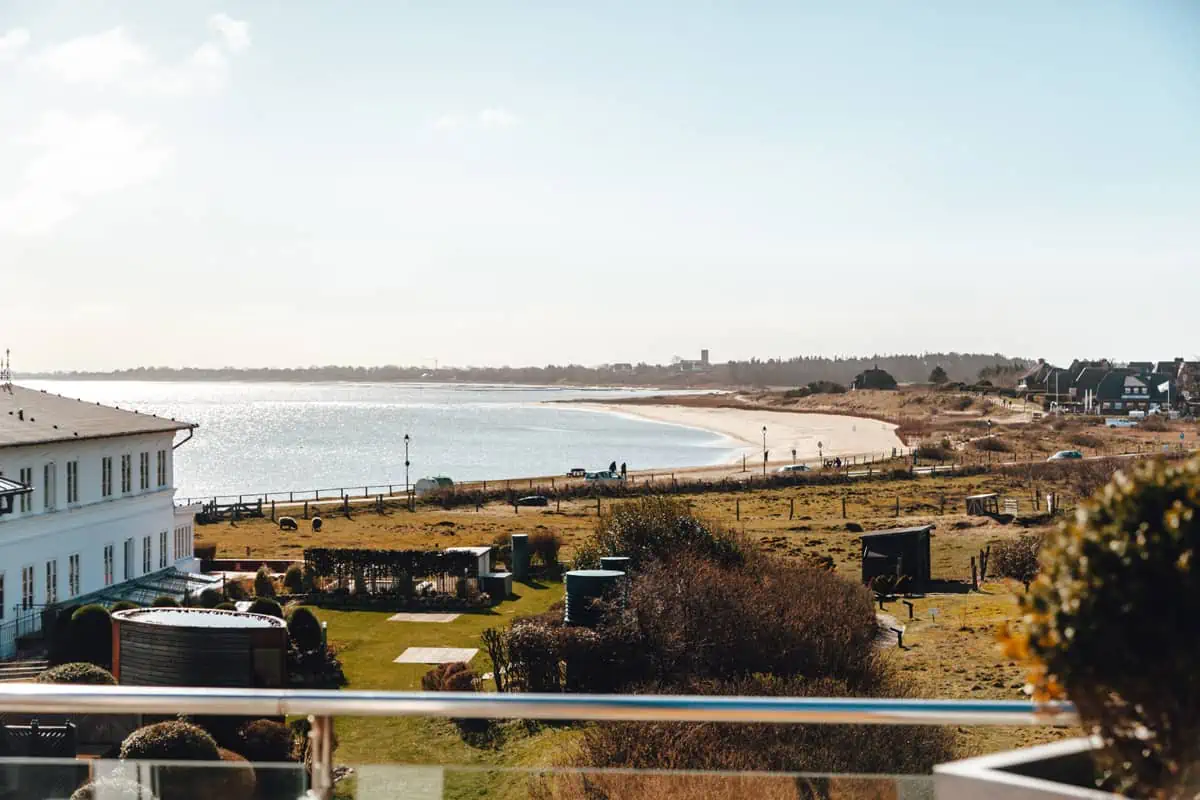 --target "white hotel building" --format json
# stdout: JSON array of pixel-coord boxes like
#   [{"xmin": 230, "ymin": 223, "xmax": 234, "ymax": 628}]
[{"xmin": 0, "ymin": 383, "xmax": 205, "ymax": 659}]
